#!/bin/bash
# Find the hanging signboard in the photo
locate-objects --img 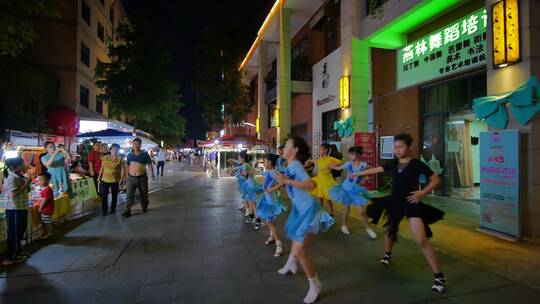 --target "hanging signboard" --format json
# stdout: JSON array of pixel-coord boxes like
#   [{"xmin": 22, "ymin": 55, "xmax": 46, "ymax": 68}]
[
  {"xmin": 479, "ymin": 130, "xmax": 520, "ymax": 238},
  {"xmin": 355, "ymin": 132, "xmax": 377, "ymax": 190},
  {"xmin": 380, "ymin": 136, "xmax": 395, "ymax": 159},
  {"xmin": 397, "ymin": 8, "xmax": 488, "ymax": 89}
]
